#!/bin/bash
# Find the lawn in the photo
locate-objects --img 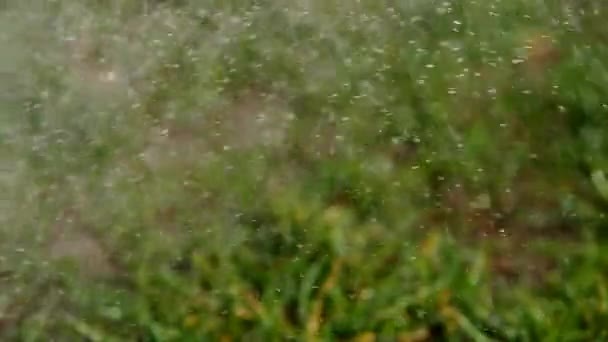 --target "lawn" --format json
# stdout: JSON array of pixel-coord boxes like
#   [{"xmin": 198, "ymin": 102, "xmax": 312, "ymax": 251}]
[{"xmin": 1, "ymin": 0, "xmax": 608, "ymax": 340}]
